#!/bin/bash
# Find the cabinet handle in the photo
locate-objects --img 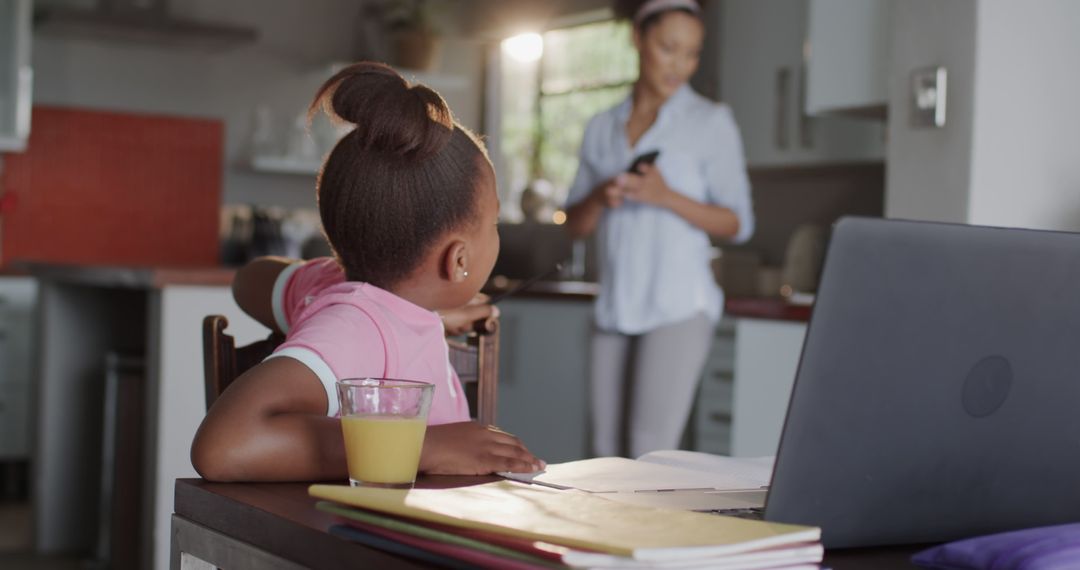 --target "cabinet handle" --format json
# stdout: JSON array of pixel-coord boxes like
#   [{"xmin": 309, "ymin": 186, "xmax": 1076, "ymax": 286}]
[
  {"xmin": 798, "ymin": 62, "xmax": 813, "ymax": 149},
  {"xmin": 709, "ymin": 411, "xmax": 732, "ymax": 423},
  {"xmin": 16, "ymin": 67, "xmax": 33, "ymax": 141},
  {"xmin": 774, "ymin": 67, "xmax": 792, "ymax": 150},
  {"xmin": 711, "ymin": 370, "xmax": 733, "ymax": 382}
]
